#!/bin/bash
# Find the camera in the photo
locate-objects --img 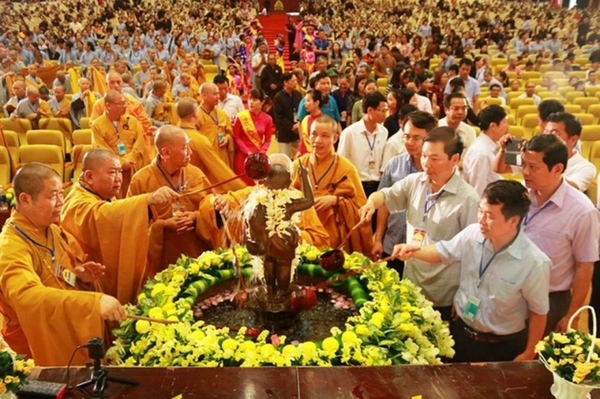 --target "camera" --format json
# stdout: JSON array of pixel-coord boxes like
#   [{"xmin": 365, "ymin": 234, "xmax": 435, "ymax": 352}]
[{"xmin": 504, "ymin": 138, "xmax": 525, "ymax": 166}]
